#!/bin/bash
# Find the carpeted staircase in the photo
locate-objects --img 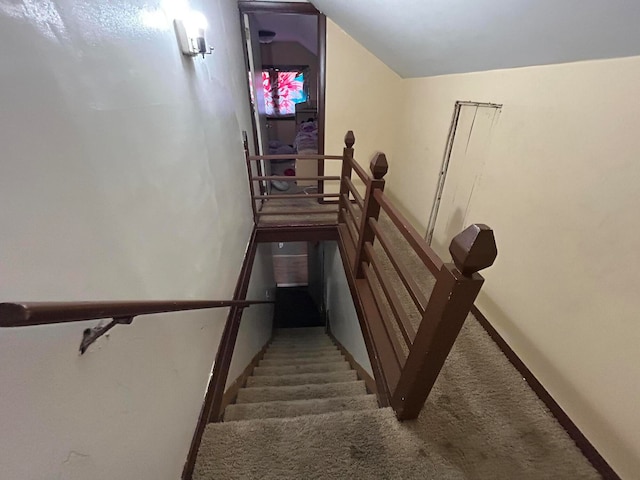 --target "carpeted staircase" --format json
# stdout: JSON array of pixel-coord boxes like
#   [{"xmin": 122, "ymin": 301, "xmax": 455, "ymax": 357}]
[
  {"xmin": 193, "ymin": 325, "xmax": 599, "ymax": 479},
  {"xmin": 223, "ymin": 327, "xmax": 377, "ymax": 421},
  {"xmin": 194, "ymin": 328, "xmax": 467, "ymax": 479}
]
